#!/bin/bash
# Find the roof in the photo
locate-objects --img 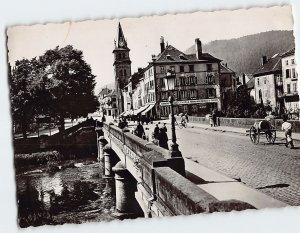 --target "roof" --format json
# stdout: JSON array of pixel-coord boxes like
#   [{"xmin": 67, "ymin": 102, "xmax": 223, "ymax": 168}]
[
  {"xmin": 253, "ymin": 53, "xmax": 282, "ymax": 76},
  {"xmin": 246, "ymin": 78, "xmax": 254, "ymax": 89},
  {"xmin": 281, "ymin": 48, "xmax": 295, "ymax": 58},
  {"xmin": 154, "ymin": 44, "xmax": 221, "ymax": 63},
  {"xmin": 98, "ymin": 88, "xmax": 110, "ymax": 96},
  {"xmin": 220, "ymin": 64, "xmax": 235, "ymax": 74}
]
